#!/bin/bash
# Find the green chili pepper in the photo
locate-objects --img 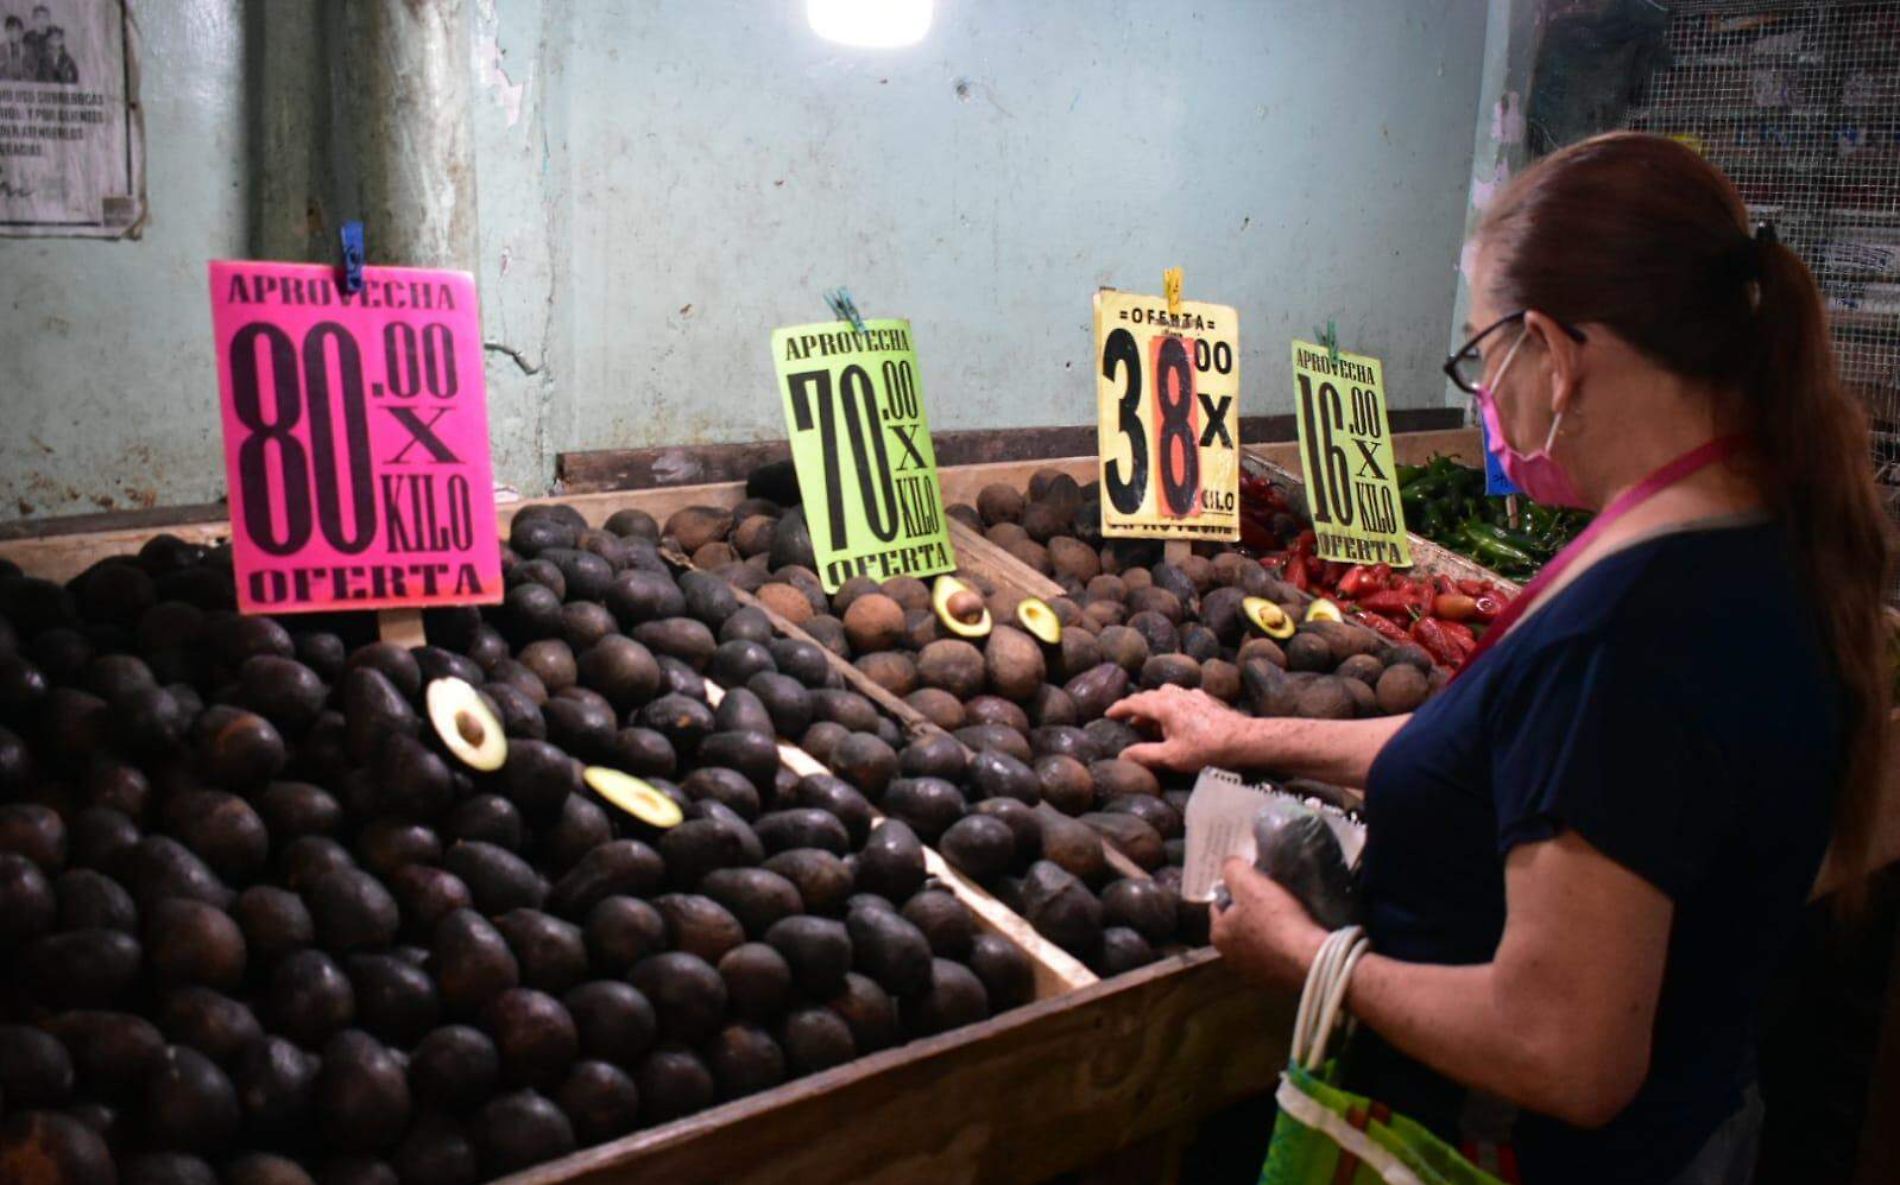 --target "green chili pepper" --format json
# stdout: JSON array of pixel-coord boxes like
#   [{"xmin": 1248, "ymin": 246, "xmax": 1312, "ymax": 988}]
[{"xmin": 1461, "ymin": 521, "xmax": 1538, "ymax": 568}]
